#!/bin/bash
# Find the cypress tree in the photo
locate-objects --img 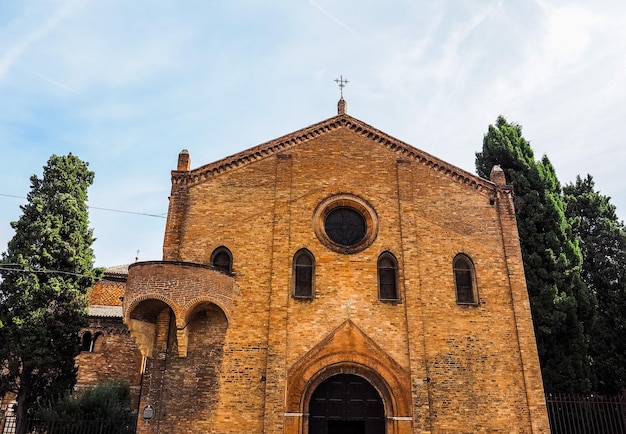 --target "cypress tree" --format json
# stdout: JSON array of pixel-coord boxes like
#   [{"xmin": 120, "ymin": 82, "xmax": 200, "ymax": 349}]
[
  {"xmin": 564, "ymin": 175, "xmax": 626, "ymax": 395},
  {"xmin": 0, "ymin": 154, "xmax": 101, "ymax": 433},
  {"xmin": 476, "ymin": 116, "xmax": 594, "ymax": 393}
]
